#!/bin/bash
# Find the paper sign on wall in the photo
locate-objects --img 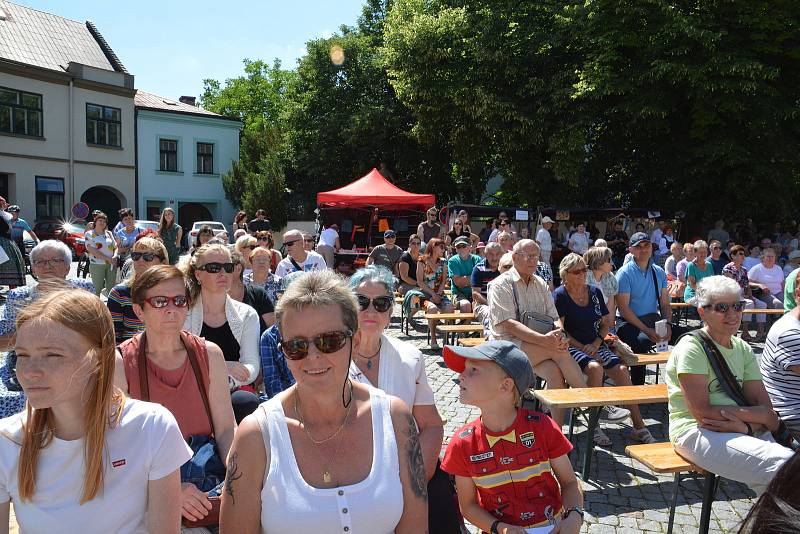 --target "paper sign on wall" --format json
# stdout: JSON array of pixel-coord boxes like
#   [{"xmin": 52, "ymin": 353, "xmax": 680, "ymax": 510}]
[{"xmin": 515, "ymin": 210, "xmax": 528, "ymax": 221}]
